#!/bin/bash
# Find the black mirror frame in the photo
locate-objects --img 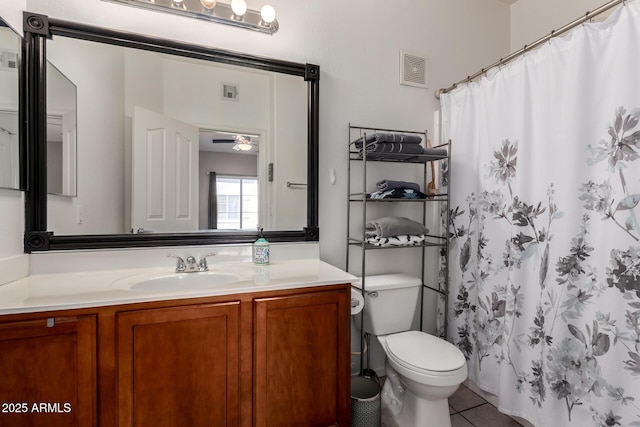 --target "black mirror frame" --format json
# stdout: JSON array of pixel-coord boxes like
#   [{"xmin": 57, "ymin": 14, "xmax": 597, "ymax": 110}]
[{"xmin": 22, "ymin": 12, "xmax": 319, "ymax": 252}]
